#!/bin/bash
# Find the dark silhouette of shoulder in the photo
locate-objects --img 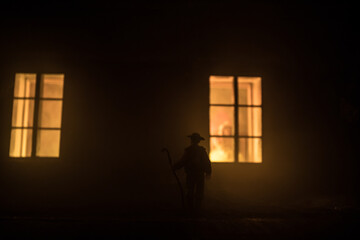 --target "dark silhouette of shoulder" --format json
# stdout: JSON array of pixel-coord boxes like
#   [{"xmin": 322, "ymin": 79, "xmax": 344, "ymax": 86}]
[
  {"xmin": 184, "ymin": 145, "xmax": 207, "ymax": 152},
  {"xmin": 180, "ymin": 145, "xmax": 211, "ymax": 174}
]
